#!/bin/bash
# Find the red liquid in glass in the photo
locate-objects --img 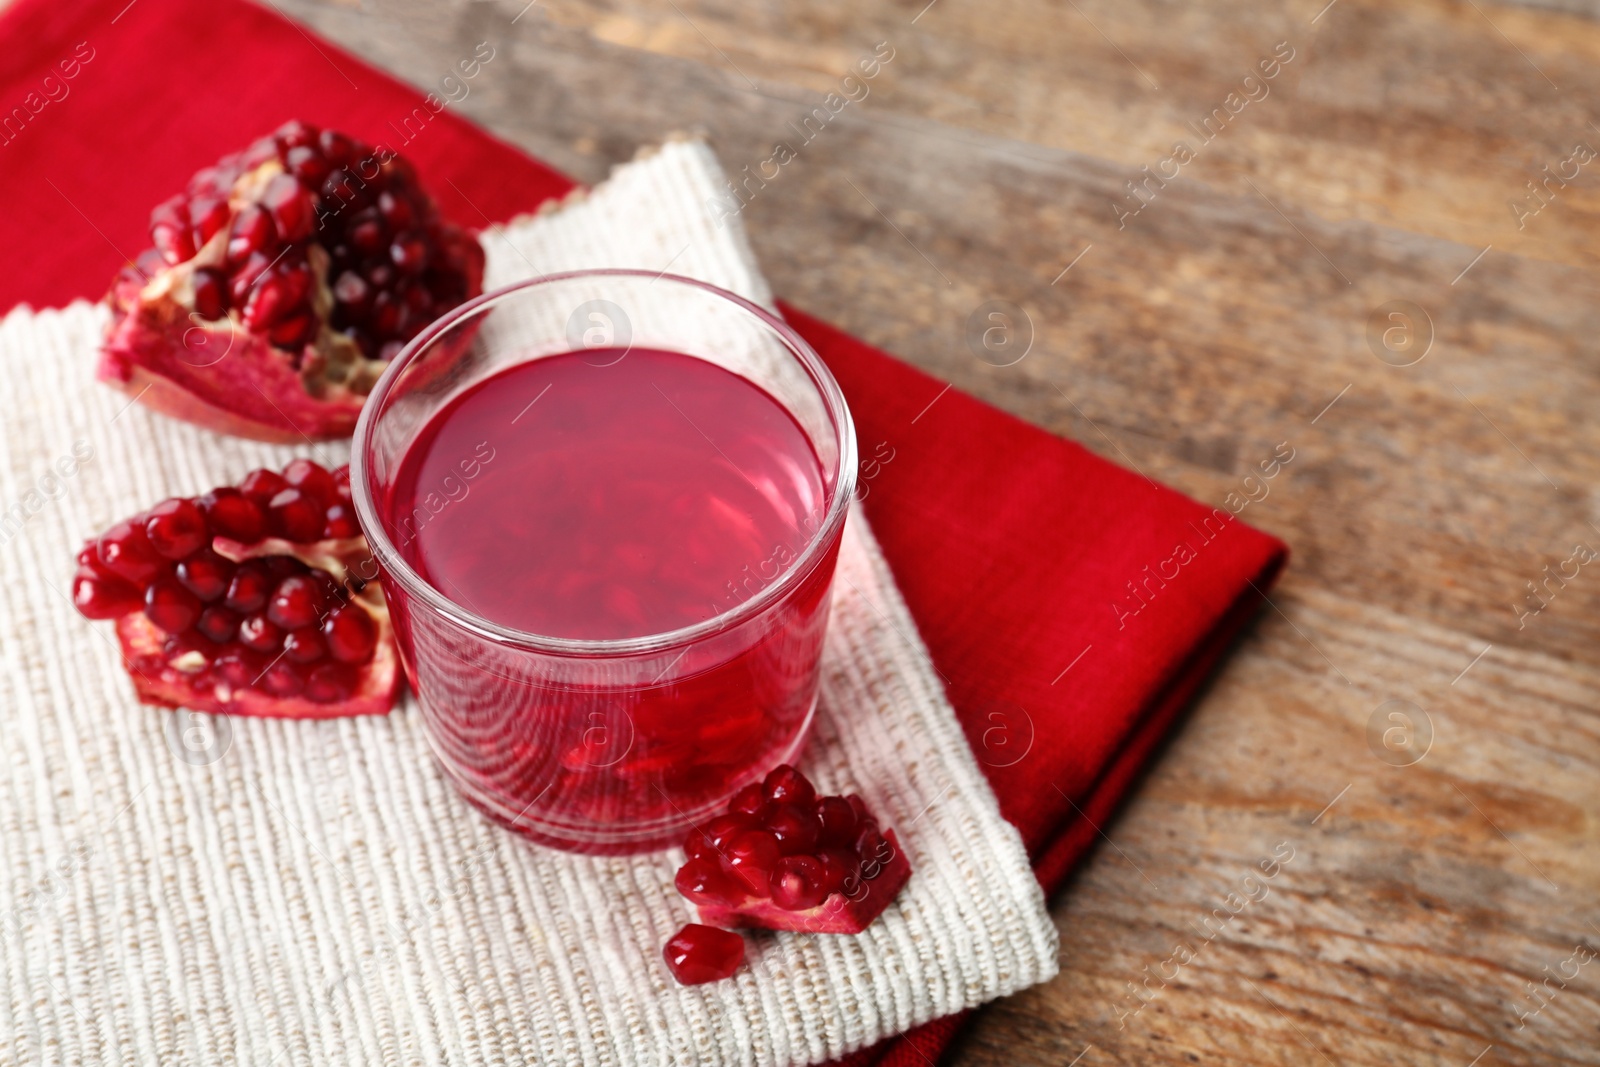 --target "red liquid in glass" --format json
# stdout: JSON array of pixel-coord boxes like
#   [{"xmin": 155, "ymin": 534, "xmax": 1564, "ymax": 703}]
[{"xmin": 384, "ymin": 348, "xmax": 838, "ymax": 849}]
